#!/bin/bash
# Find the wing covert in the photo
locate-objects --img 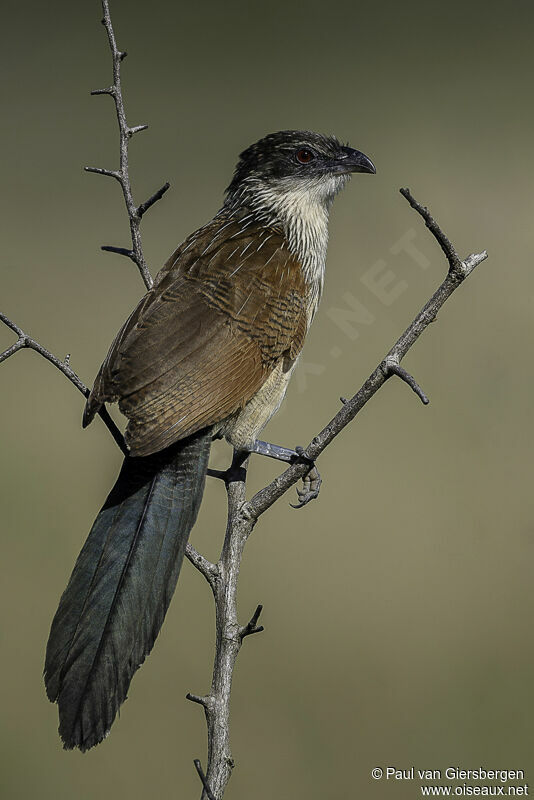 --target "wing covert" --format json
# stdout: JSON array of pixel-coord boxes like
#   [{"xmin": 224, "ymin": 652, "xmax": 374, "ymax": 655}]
[{"xmin": 84, "ymin": 214, "xmax": 308, "ymax": 456}]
